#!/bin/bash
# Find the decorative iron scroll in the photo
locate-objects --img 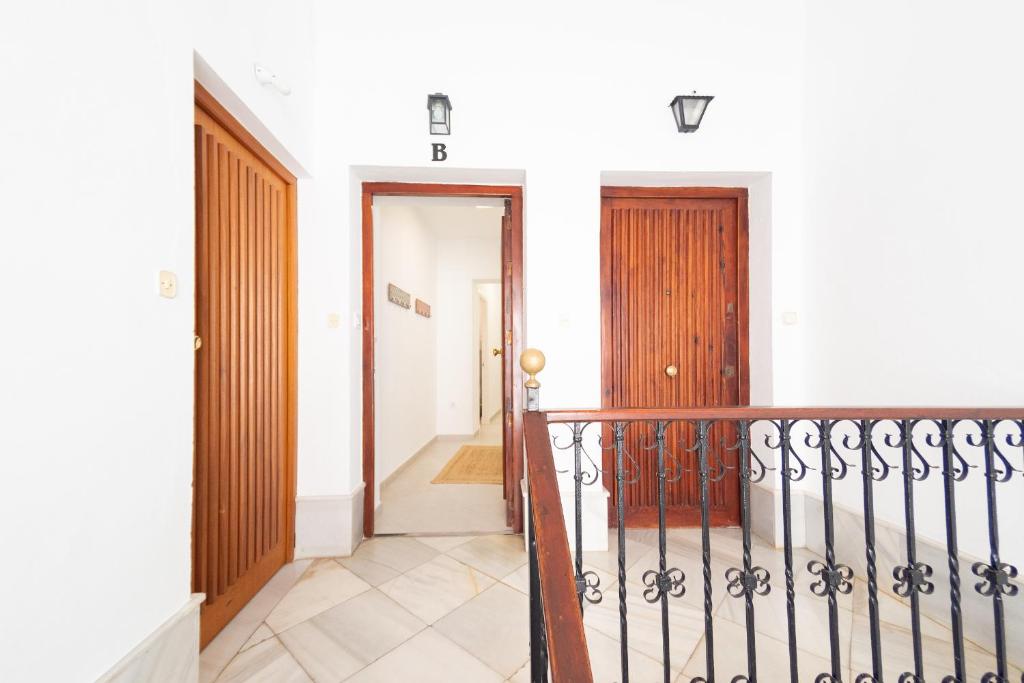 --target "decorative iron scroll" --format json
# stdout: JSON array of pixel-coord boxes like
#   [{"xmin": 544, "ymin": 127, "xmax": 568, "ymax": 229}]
[{"xmin": 530, "ymin": 412, "xmax": 1023, "ymax": 683}]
